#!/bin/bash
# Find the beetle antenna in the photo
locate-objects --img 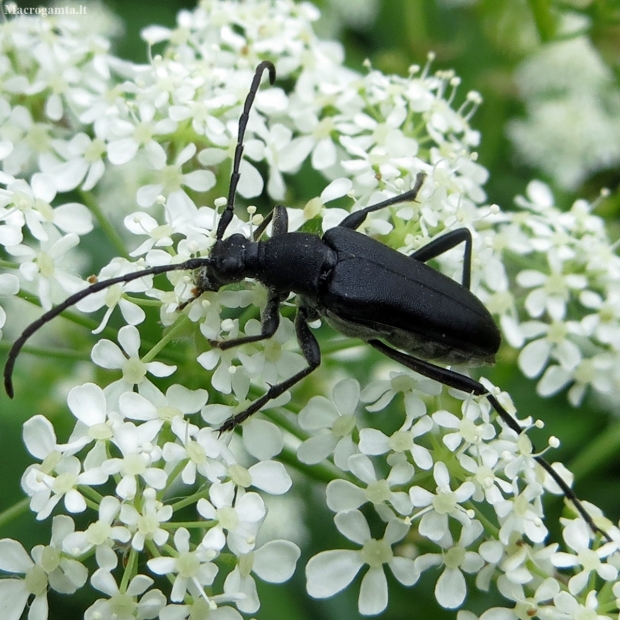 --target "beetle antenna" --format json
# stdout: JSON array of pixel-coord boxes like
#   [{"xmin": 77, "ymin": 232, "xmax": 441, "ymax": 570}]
[
  {"xmin": 216, "ymin": 60, "xmax": 276, "ymax": 241},
  {"xmin": 4, "ymin": 257, "xmax": 209, "ymax": 398}
]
